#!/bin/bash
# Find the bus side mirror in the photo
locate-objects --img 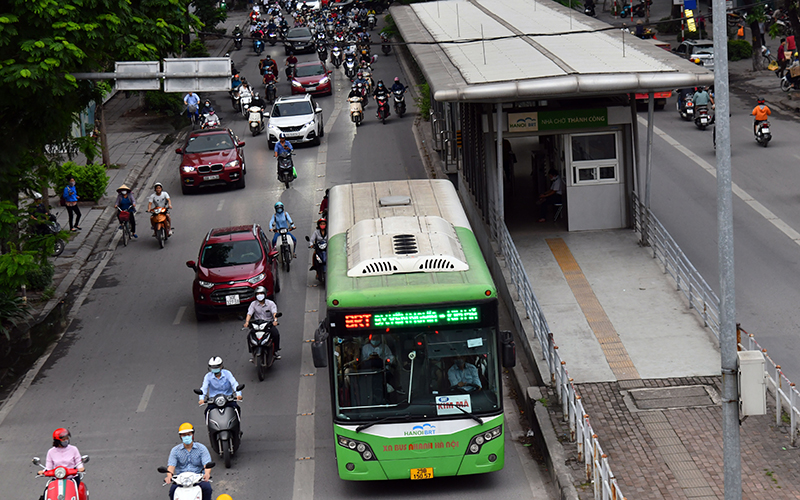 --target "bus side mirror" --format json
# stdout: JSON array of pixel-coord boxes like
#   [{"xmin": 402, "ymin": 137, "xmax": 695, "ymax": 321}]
[
  {"xmin": 501, "ymin": 330, "xmax": 516, "ymax": 368},
  {"xmin": 312, "ymin": 320, "xmax": 329, "ymax": 368}
]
